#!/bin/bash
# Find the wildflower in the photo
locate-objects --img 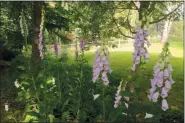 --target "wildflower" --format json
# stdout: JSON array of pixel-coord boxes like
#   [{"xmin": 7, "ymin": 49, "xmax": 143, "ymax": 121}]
[
  {"xmin": 161, "ymin": 87, "xmax": 168, "ymax": 98},
  {"xmin": 132, "ymin": 64, "xmax": 136, "ymax": 71},
  {"xmin": 14, "ymin": 79, "xmax": 19, "ymax": 88},
  {"xmin": 5, "ymin": 103, "xmax": 9, "ymax": 111},
  {"xmin": 54, "ymin": 42, "xmax": 59, "ymax": 56},
  {"xmin": 164, "ymin": 80, "xmax": 171, "ymax": 91},
  {"xmin": 132, "ymin": 28, "xmax": 150, "ymax": 71},
  {"xmin": 168, "ymin": 64, "xmax": 173, "ymax": 72},
  {"xmin": 156, "ymin": 78, "xmax": 163, "ymax": 87},
  {"xmin": 150, "ymin": 79, "xmax": 156, "ymax": 87},
  {"xmin": 124, "ymin": 96, "xmax": 129, "ymax": 101},
  {"xmin": 161, "ymin": 99, "xmax": 169, "ymax": 111},
  {"xmin": 52, "ymin": 77, "xmax": 55, "ymax": 85},
  {"xmin": 122, "ymin": 112, "xmax": 127, "ymax": 116},
  {"xmin": 79, "ymin": 40, "xmax": 85, "ymax": 51},
  {"xmin": 92, "ymin": 46, "xmax": 111, "ymax": 85},
  {"xmin": 38, "ymin": 8, "xmax": 45, "ymax": 60},
  {"xmin": 145, "ymin": 113, "xmax": 153, "ymax": 119},
  {"xmin": 163, "ymin": 69, "xmax": 169, "ymax": 79},
  {"xmin": 93, "ymin": 94, "xmax": 100, "ymax": 100},
  {"xmin": 152, "ymin": 92, "xmax": 159, "ymax": 102},
  {"xmin": 114, "ymin": 81, "xmax": 127, "ymax": 108},
  {"xmin": 148, "ymin": 43, "xmax": 174, "ymax": 111},
  {"xmin": 125, "ymin": 103, "xmax": 129, "ymax": 109}
]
